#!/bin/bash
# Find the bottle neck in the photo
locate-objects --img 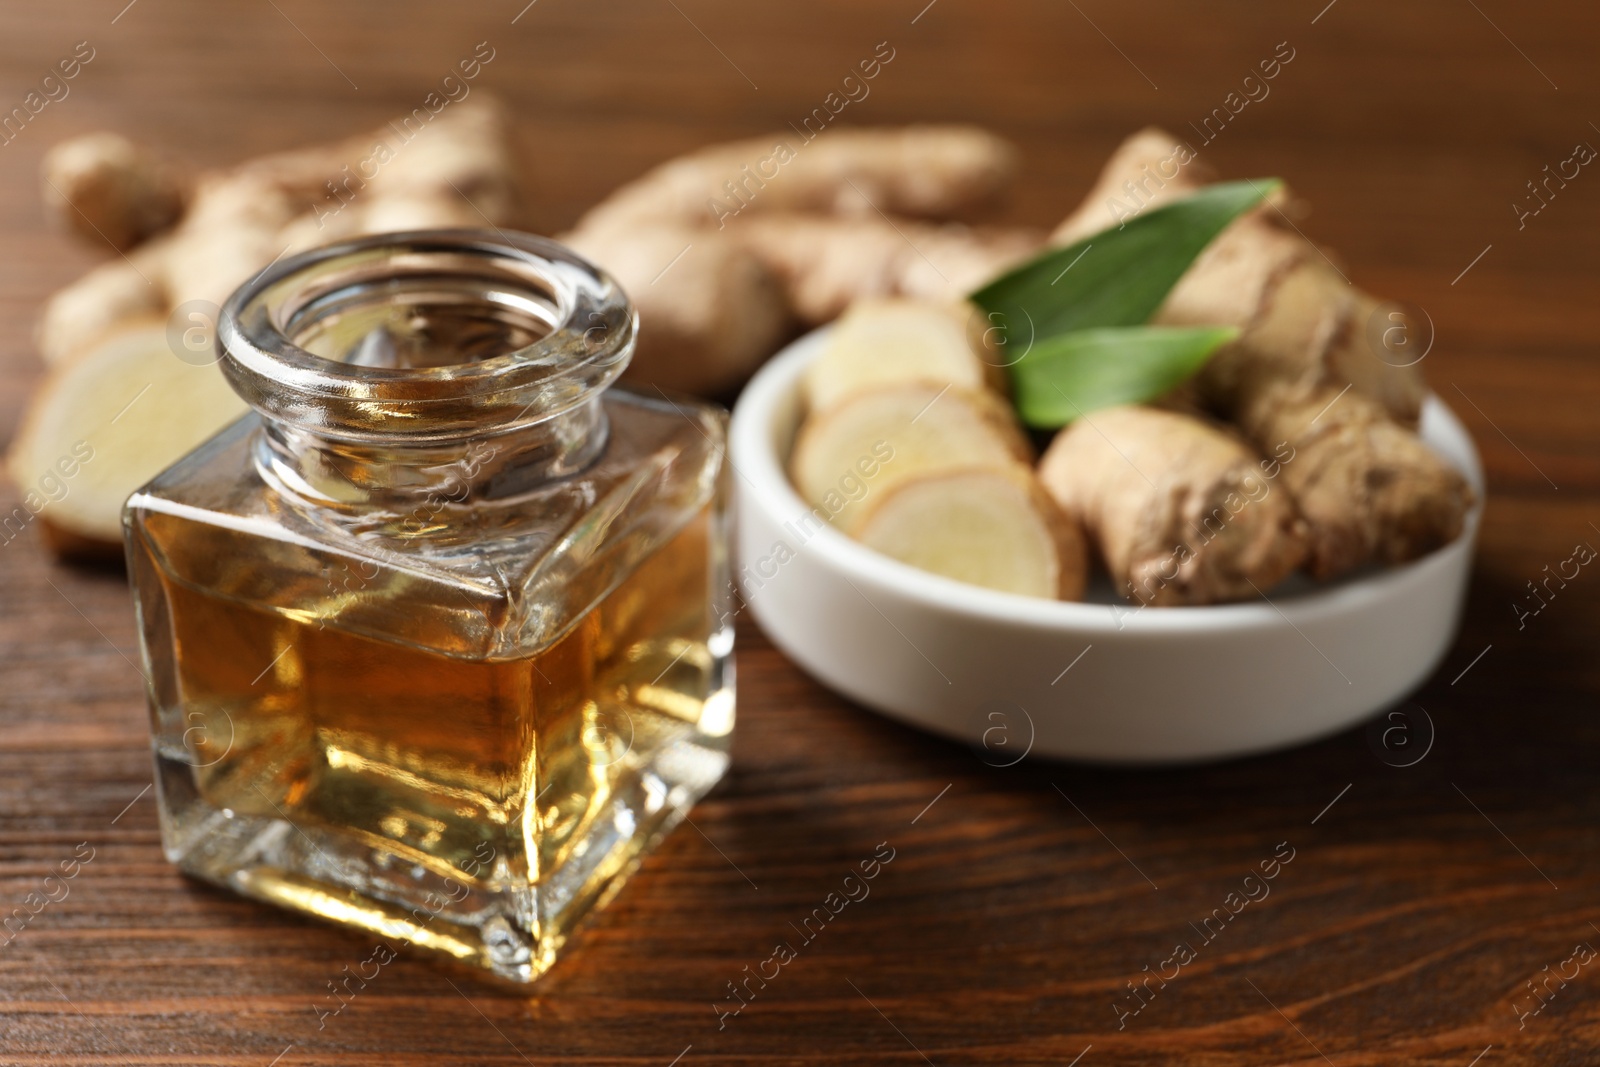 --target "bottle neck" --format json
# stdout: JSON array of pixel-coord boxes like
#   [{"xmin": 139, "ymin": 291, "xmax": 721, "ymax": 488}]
[
  {"xmin": 217, "ymin": 230, "xmax": 637, "ymax": 520},
  {"xmin": 256, "ymin": 398, "xmax": 609, "ymax": 517}
]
